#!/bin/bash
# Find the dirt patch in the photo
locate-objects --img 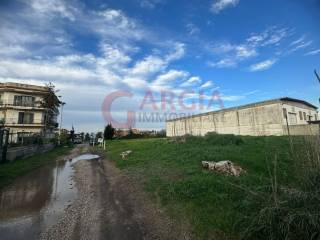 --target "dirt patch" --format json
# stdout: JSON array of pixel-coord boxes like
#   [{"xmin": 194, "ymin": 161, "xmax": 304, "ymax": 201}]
[{"xmin": 41, "ymin": 145, "xmax": 192, "ymax": 240}]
